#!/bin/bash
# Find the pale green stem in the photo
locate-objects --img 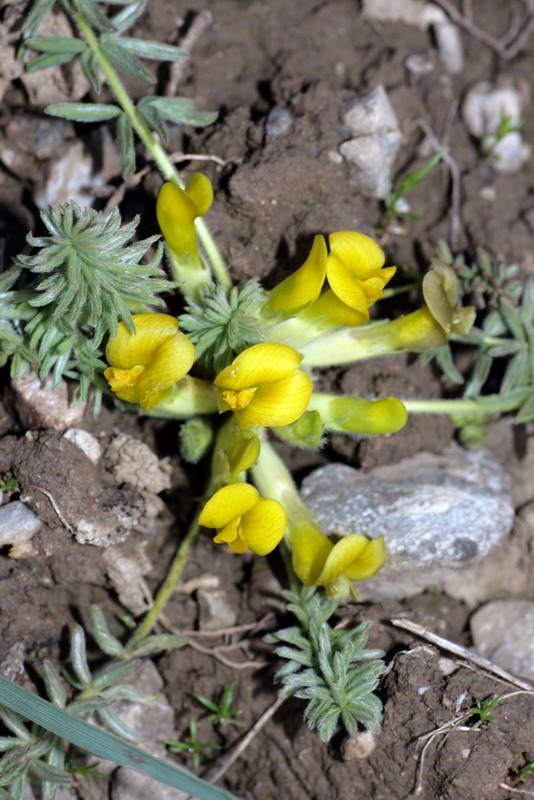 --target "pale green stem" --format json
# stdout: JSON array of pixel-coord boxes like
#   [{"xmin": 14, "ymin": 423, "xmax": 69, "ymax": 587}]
[
  {"xmin": 382, "ymin": 281, "xmax": 419, "ymax": 298},
  {"xmin": 75, "ymin": 15, "xmax": 230, "ymax": 289},
  {"xmin": 299, "ymin": 320, "xmax": 397, "ymax": 368},
  {"xmin": 251, "ymin": 438, "xmax": 311, "ymax": 526},
  {"xmin": 264, "ymin": 314, "xmax": 340, "ymax": 351},
  {"xmin": 402, "ymin": 394, "xmax": 524, "ymax": 417},
  {"xmin": 146, "ymin": 376, "xmax": 219, "ymax": 419},
  {"xmin": 125, "ymin": 510, "xmax": 204, "ymax": 654}
]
